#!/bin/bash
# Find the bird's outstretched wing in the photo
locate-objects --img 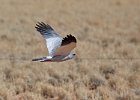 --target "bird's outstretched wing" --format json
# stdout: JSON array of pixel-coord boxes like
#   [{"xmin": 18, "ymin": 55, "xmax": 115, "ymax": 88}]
[
  {"xmin": 35, "ymin": 22, "xmax": 62, "ymax": 56},
  {"xmin": 54, "ymin": 34, "xmax": 77, "ymax": 56}
]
